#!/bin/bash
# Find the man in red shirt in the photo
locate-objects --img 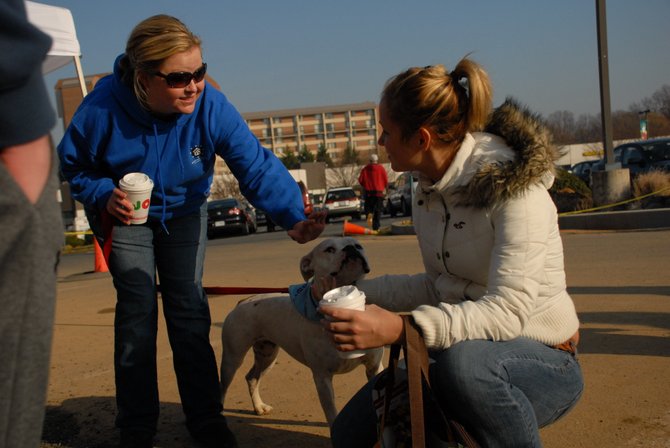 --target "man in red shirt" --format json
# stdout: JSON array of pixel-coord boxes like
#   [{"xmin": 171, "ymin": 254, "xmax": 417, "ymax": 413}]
[{"xmin": 358, "ymin": 154, "xmax": 388, "ymax": 231}]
